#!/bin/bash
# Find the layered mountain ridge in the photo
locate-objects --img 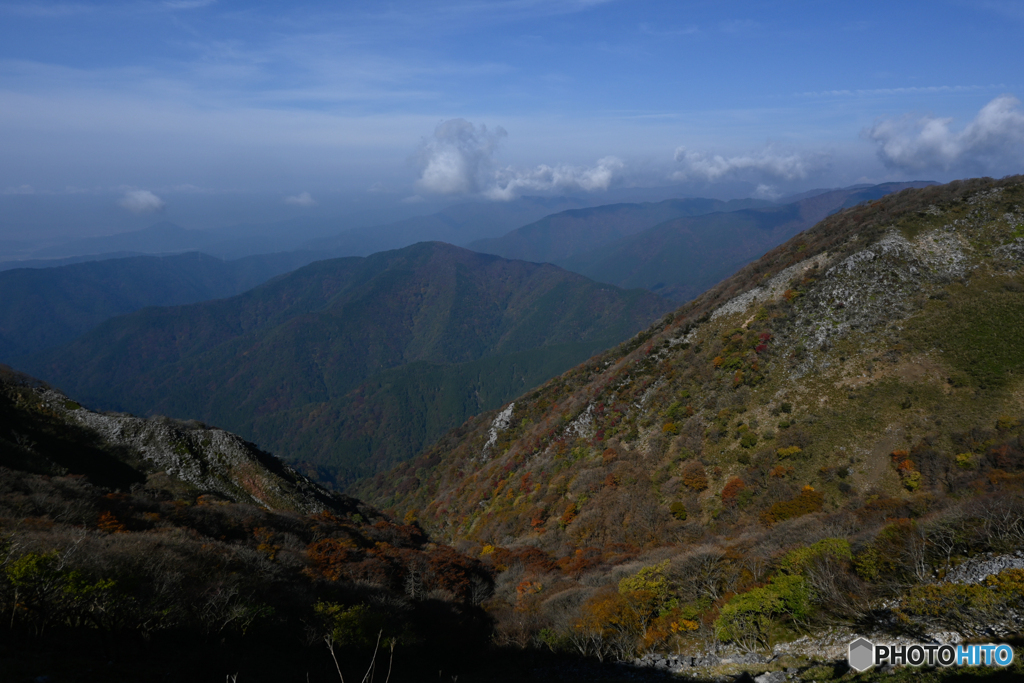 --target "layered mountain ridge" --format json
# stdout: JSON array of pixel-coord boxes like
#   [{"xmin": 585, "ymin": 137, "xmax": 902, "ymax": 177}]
[
  {"xmin": 23, "ymin": 241, "xmax": 670, "ymax": 485},
  {"xmin": 468, "ymin": 196, "xmax": 772, "ymax": 264},
  {"xmin": 474, "ymin": 181, "xmax": 934, "ymax": 302}
]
